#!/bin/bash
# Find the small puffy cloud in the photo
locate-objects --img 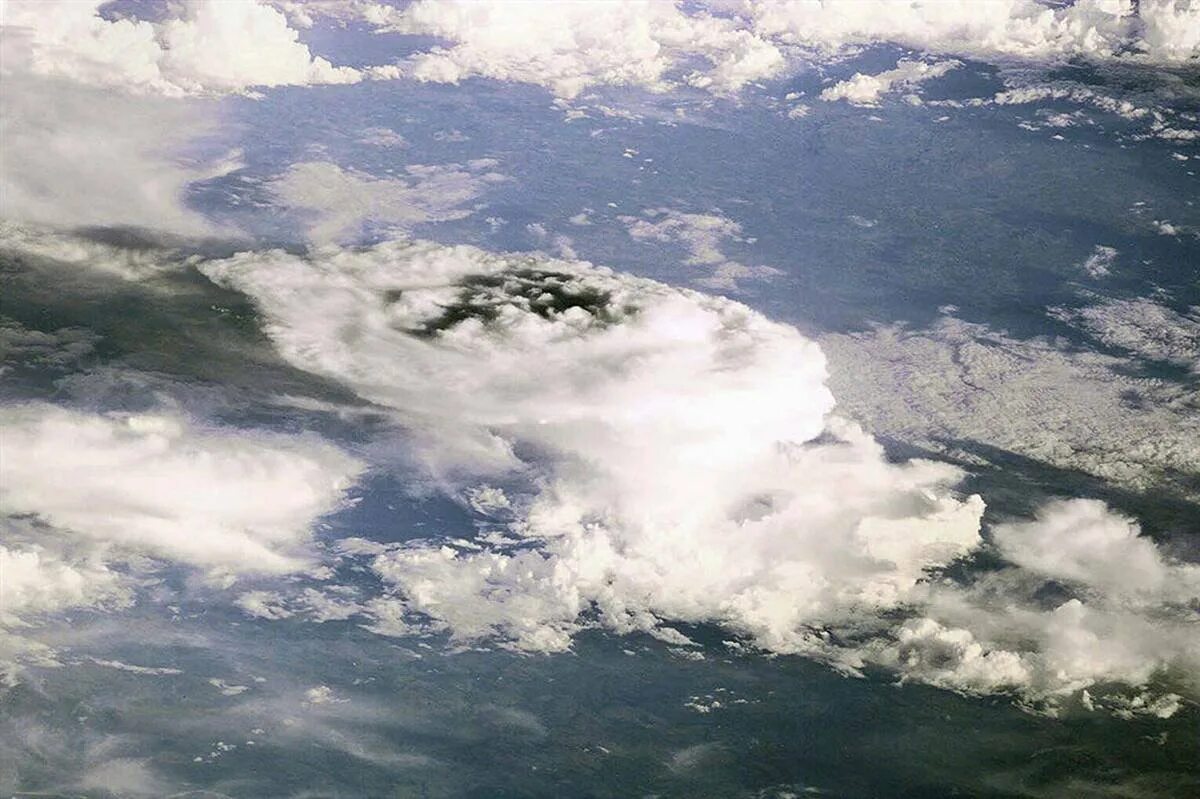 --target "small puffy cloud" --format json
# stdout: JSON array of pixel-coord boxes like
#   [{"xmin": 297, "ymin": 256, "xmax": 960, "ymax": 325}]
[
  {"xmin": 267, "ymin": 160, "xmax": 502, "ymax": 243},
  {"xmin": 235, "ymin": 590, "xmax": 295, "ymax": 620},
  {"xmin": 357, "ymin": 127, "xmax": 408, "ymax": 148},
  {"xmin": 0, "ymin": 0, "xmax": 361, "ymax": 97},
  {"xmin": 0, "ymin": 403, "xmax": 364, "ymax": 576},
  {"xmin": 1080, "ymin": 244, "xmax": 1118, "ymax": 278},
  {"xmin": 820, "ymin": 58, "xmax": 959, "ymax": 106}
]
